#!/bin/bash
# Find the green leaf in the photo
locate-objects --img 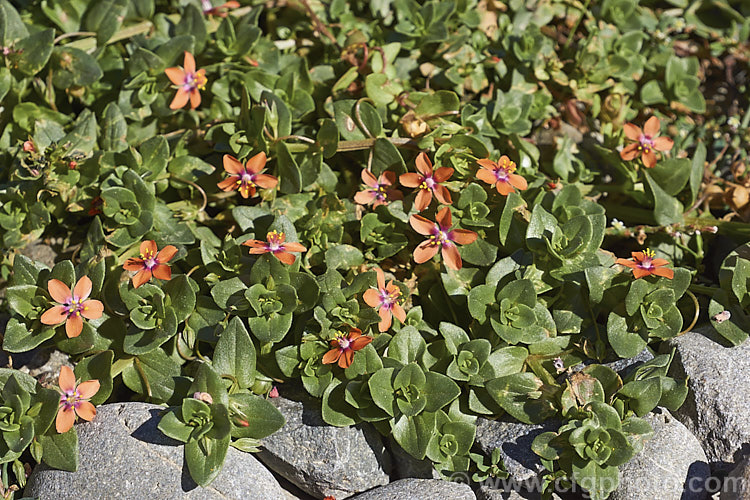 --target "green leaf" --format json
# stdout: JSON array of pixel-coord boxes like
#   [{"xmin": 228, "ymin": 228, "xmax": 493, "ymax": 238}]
[
  {"xmin": 83, "ymin": 0, "xmax": 128, "ymax": 44},
  {"xmin": 190, "ymin": 363, "xmax": 229, "ymax": 407},
  {"xmin": 485, "ymin": 373, "xmax": 556, "ymax": 424},
  {"xmin": 51, "ymin": 47, "xmax": 103, "ymax": 89},
  {"xmin": 14, "ymin": 28, "xmax": 55, "ymax": 76},
  {"xmin": 213, "ymin": 317, "xmax": 256, "ymax": 390},
  {"xmin": 228, "ymin": 393, "xmax": 285, "ymax": 439},
  {"xmin": 0, "ymin": 0, "xmax": 28, "ymax": 44},
  {"xmin": 392, "ymin": 412, "xmax": 435, "ymax": 460},
  {"xmin": 100, "ymin": 103, "xmax": 128, "ymax": 153},
  {"xmin": 607, "ymin": 312, "xmax": 647, "ymax": 358},
  {"xmin": 317, "ymin": 118, "xmax": 339, "ymax": 158},
  {"xmin": 275, "ymin": 141, "xmax": 301, "ymax": 194},
  {"xmin": 39, "ymin": 429, "xmax": 78, "ymax": 472},
  {"xmin": 184, "ymin": 425, "xmax": 230, "ymax": 486},
  {"xmin": 74, "ymin": 351, "xmax": 113, "ymax": 406},
  {"xmin": 322, "ymin": 380, "xmax": 357, "ymax": 427},
  {"xmin": 2, "ymin": 318, "xmax": 56, "ymax": 353},
  {"xmin": 644, "ymin": 171, "xmax": 683, "ymax": 226},
  {"xmin": 121, "ymin": 349, "xmax": 180, "ymax": 403},
  {"xmin": 422, "ymin": 372, "xmax": 460, "ymax": 412},
  {"xmin": 325, "ymin": 244, "xmax": 364, "ymax": 270},
  {"xmin": 388, "ymin": 326, "xmax": 427, "ymax": 364}
]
